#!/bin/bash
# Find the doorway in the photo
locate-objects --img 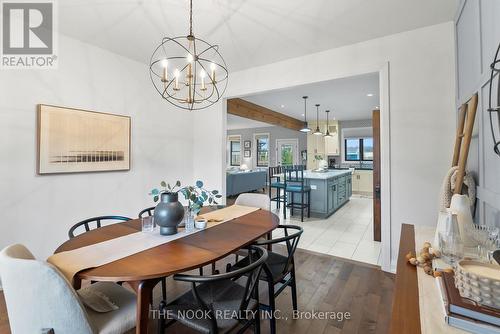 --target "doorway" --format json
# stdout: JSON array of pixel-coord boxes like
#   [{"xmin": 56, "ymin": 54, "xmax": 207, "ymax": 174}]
[
  {"xmin": 276, "ymin": 139, "xmax": 299, "ymax": 166},
  {"xmin": 221, "ymin": 64, "xmax": 391, "ymax": 272}
]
